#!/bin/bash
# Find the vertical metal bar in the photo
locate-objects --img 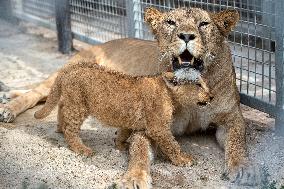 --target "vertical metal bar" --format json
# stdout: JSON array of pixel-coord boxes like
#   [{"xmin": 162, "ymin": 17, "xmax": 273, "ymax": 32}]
[
  {"xmin": 246, "ymin": 0, "xmax": 250, "ymax": 95},
  {"xmin": 166, "ymin": 0, "xmax": 171, "ymax": 9},
  {"xmin": 268, "ymin": 10, "xmax": 272, "ymax": 102},
  {"xmin": 254, "ymin": 0, "xmax": 257, "ymax": 97},
  {"xmin": 126, "ymin": 0, "xmax": 135, "ymax": 38},
  {"xmin": 55, "ymin": 0, "xmax": 73, "ymax": 54},
  {"xmin": 133, "ymin": 0, "xmax": 143, "ymax": 39},
  {"xmin": 0, "ymin": 0, "xmax": 13, "ymax": 21},
  {"xmin": 240, "ymin": 0, "xmax": 244, "ymax": 93},
  {"xmin": 261, "ymin": 37, "xmax": 265, "ymax": 99},
  {"xmin": 275, "ymin": 0, "xmax": 284, "ymax": 134}
]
